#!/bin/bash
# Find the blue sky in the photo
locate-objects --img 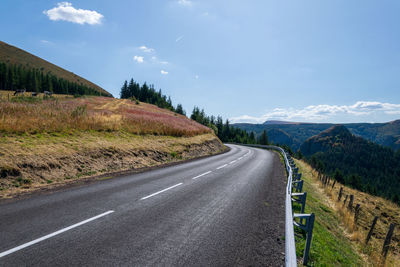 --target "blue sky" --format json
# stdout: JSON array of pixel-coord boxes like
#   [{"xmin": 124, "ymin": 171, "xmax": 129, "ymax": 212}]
[{"xmin": 1, "ymin": 0, "xmax": 400, "ymax": 123}]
